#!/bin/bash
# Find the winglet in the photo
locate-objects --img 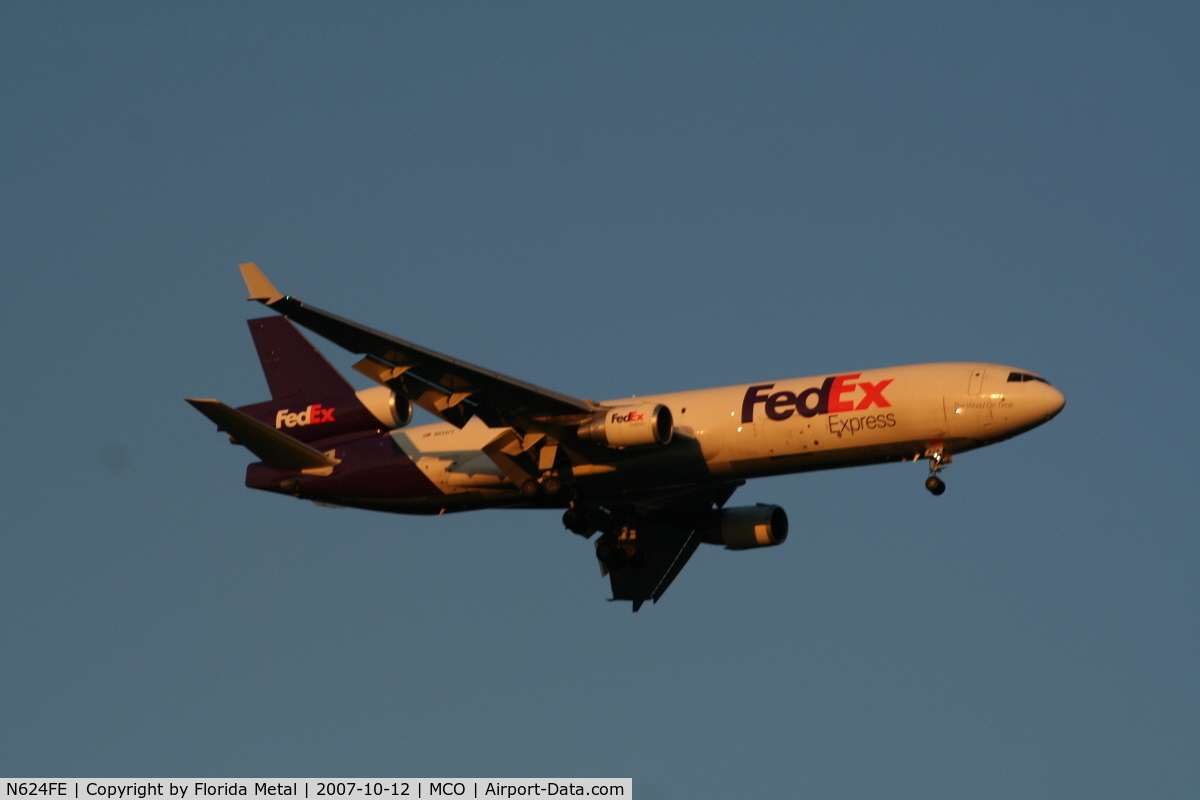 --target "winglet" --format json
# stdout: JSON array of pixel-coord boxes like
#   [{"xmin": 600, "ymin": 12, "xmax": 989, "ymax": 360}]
[{"xmin": 239, "ymin": 262, "xmax": 284, "ymax": 303}]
